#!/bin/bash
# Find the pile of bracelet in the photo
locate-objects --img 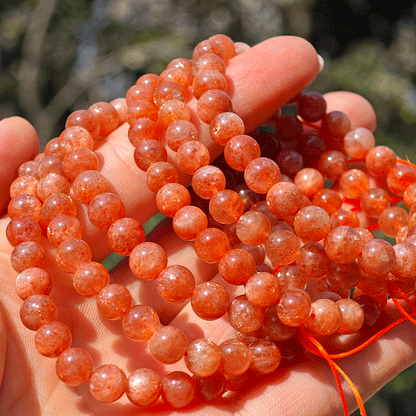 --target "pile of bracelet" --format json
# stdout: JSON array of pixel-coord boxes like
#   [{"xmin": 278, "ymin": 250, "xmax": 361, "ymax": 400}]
[{"xmin": 5, "ymin": 34, "xmax": 416, "ymax": 415}]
